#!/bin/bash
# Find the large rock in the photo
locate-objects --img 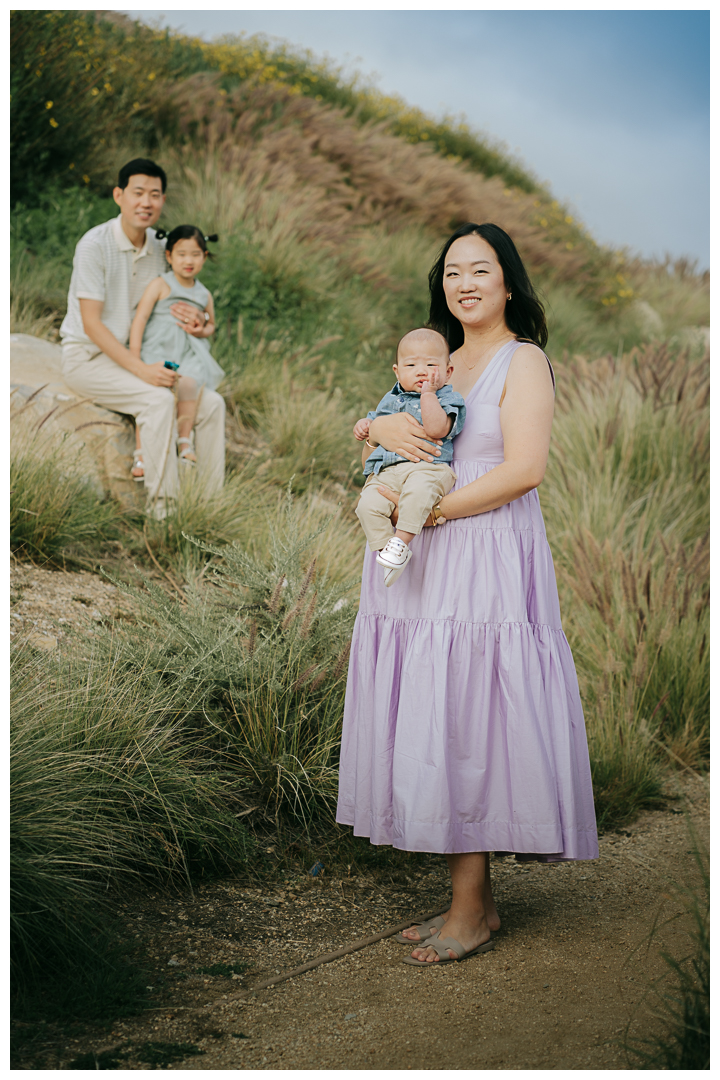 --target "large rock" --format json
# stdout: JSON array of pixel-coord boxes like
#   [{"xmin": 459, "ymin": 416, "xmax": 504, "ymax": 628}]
[{"xmin": 10, "ymin": 333, "xmax": 142, "ymax": 507}]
